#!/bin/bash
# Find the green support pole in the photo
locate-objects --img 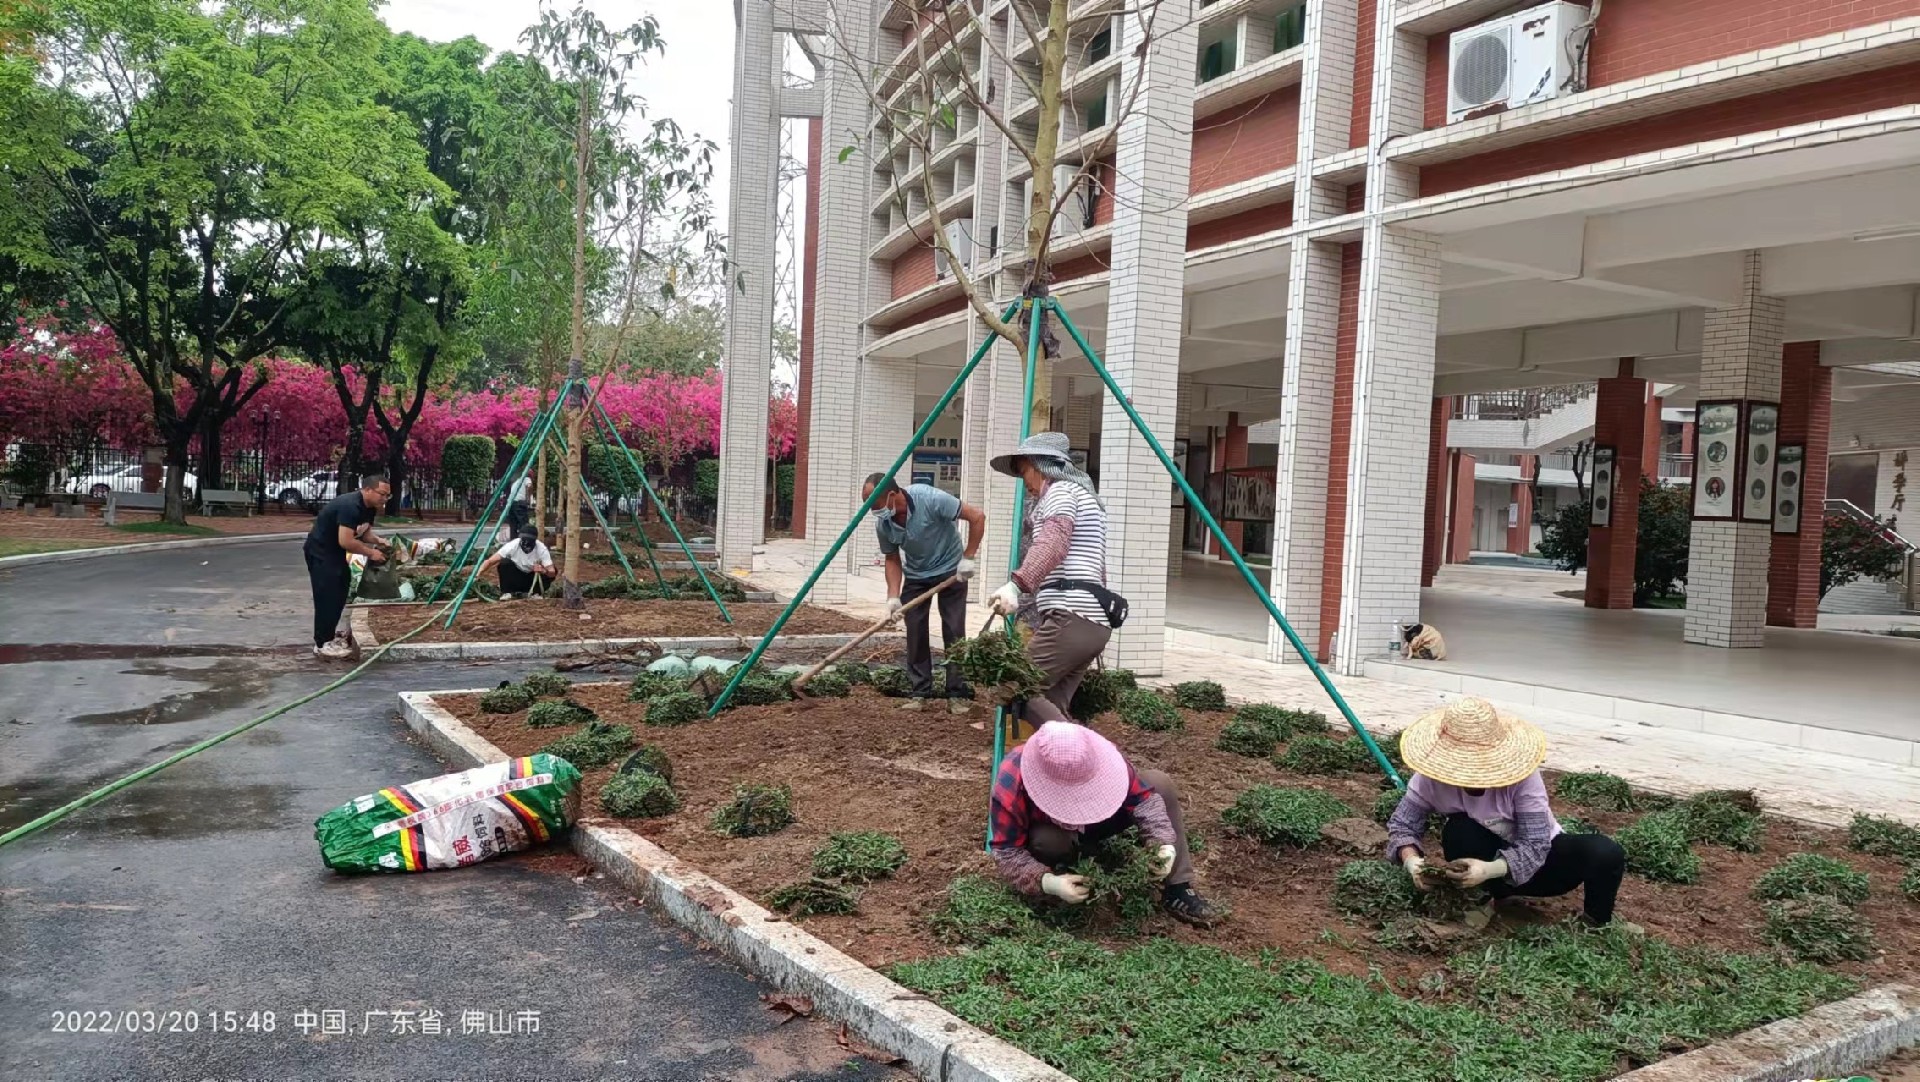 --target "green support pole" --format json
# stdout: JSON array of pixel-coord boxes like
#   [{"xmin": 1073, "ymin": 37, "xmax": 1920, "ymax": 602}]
[
  {"xmin": 589, "ymin": 397, "xmax": 733, "ymax": 622},
  {"xmin": 437, "ymin": 385, "xmax": 572, "ymax": 626},
  {"xmin": 985, "ymin": 299, "xmax": 1046, "ymax": 849},
  {"xmin": 547, "ymin": 423, "xmax": 643, "ymax": 588},
  {"xmin": 579, "ymin": 410, "xmax": 672, "ymax": 590},
  {"xmin": 1049, "ymin": 299, "xmax": 1403, "ymax": 788},
  {"xmin": 706, "ymin": 300, "xmax": 1024, "ymax": 716},
  {"xmin": 427, "ymin": 381, "xmax": 569, "ymax": 604}
]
